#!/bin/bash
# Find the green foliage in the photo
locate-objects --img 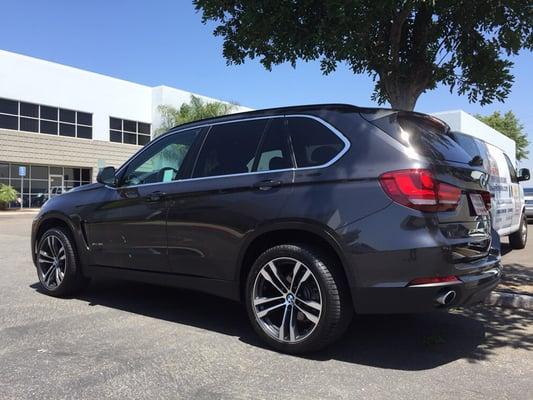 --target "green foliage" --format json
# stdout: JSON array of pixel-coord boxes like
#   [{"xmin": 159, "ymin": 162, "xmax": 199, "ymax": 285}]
[
  {"xmin": 156, "ymin": 95, "xmax": 237, "ymax": 136},
  {"xmin": 0, "ymin": 184, "xmax": 17, "ymax": 209},
  {"xmin": 194, "ymin": 0, "xmax": 533, "ymax": 110},
  {"xmin": 475, "ymin": 111, "xmax": 530, "ymax": 161}
]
